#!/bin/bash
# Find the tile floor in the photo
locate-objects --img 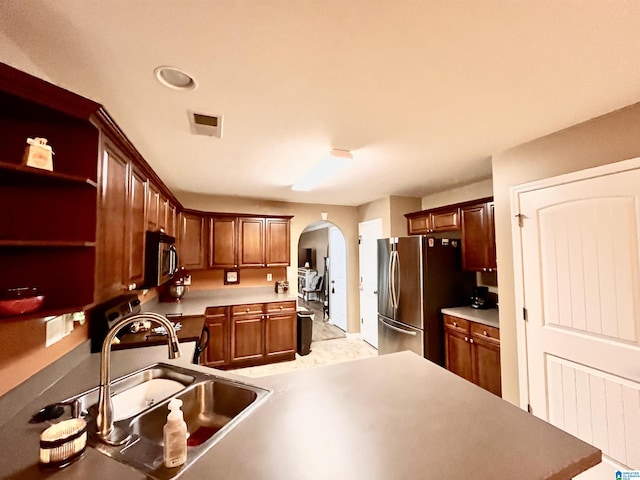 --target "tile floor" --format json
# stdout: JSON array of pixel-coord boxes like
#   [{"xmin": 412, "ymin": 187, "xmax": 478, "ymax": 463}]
[{"xmin": 229, "ymin": 336, "xmax": 378, "ymax": 378}]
